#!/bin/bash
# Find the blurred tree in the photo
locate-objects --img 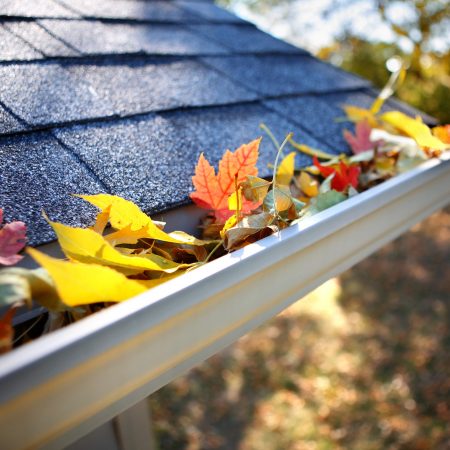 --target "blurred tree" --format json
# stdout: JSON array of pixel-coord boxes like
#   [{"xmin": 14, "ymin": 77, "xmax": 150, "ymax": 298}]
[
  {"xmin": 322, "ymin": 0, "xmax": 450, "ymax": 122},
  {"xmin": 219, "ymin": 0, "xmax": 450, "ymax": 122}
]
